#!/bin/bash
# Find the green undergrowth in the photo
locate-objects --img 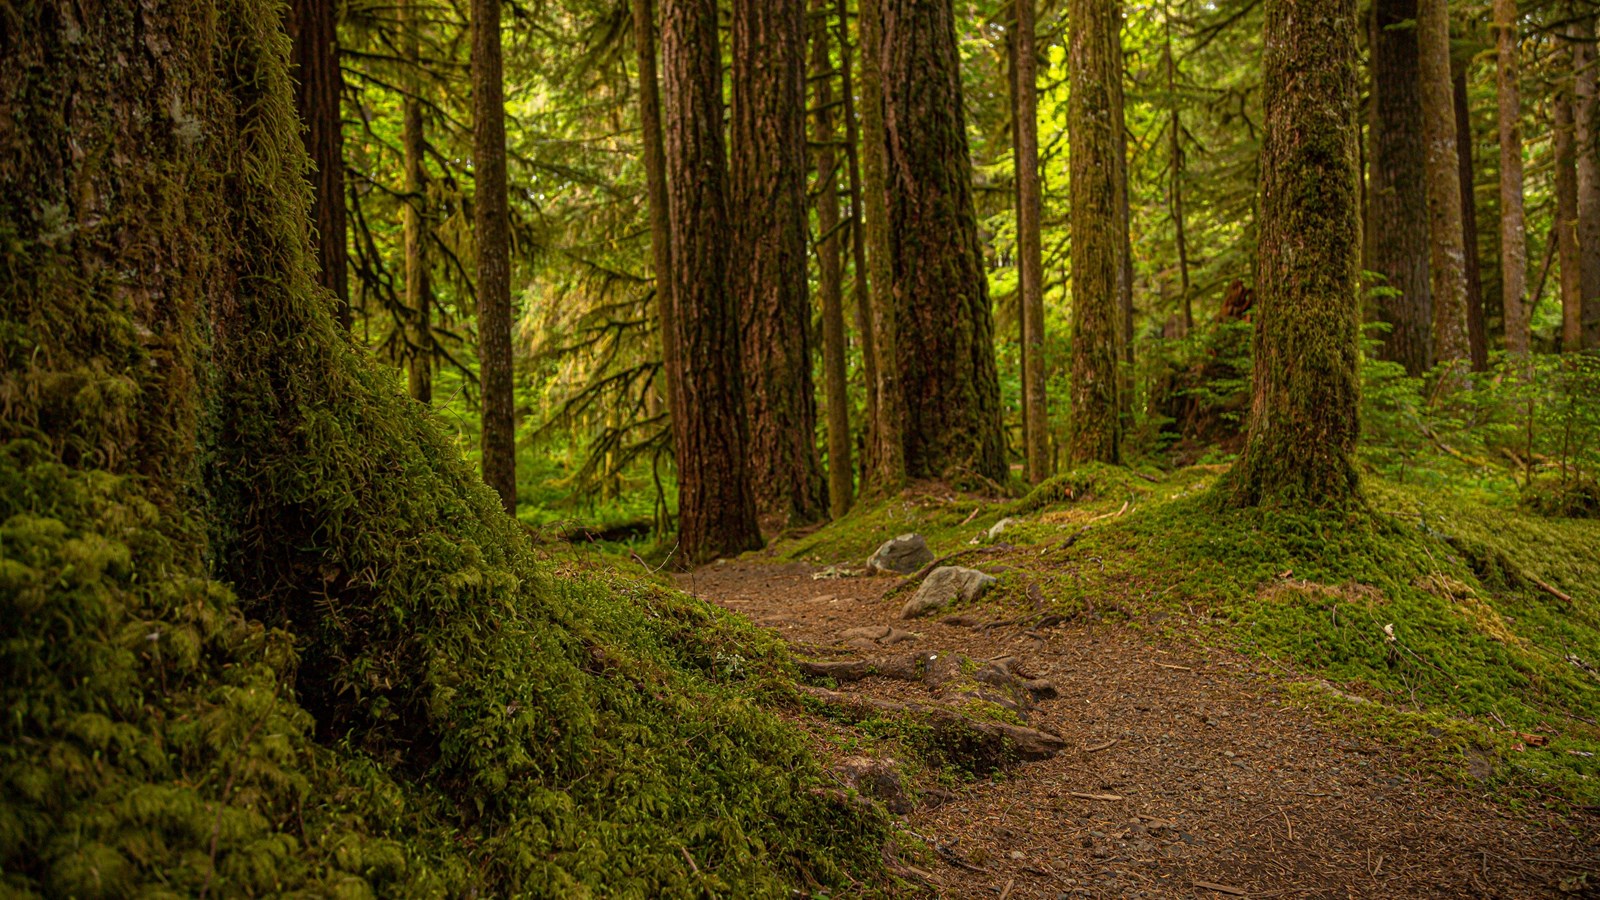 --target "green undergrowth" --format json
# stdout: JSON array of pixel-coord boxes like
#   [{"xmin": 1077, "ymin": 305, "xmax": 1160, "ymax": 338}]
[{"xmin": 774, "ymin": 465, "xmax": 1600, "ymax": 807}]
